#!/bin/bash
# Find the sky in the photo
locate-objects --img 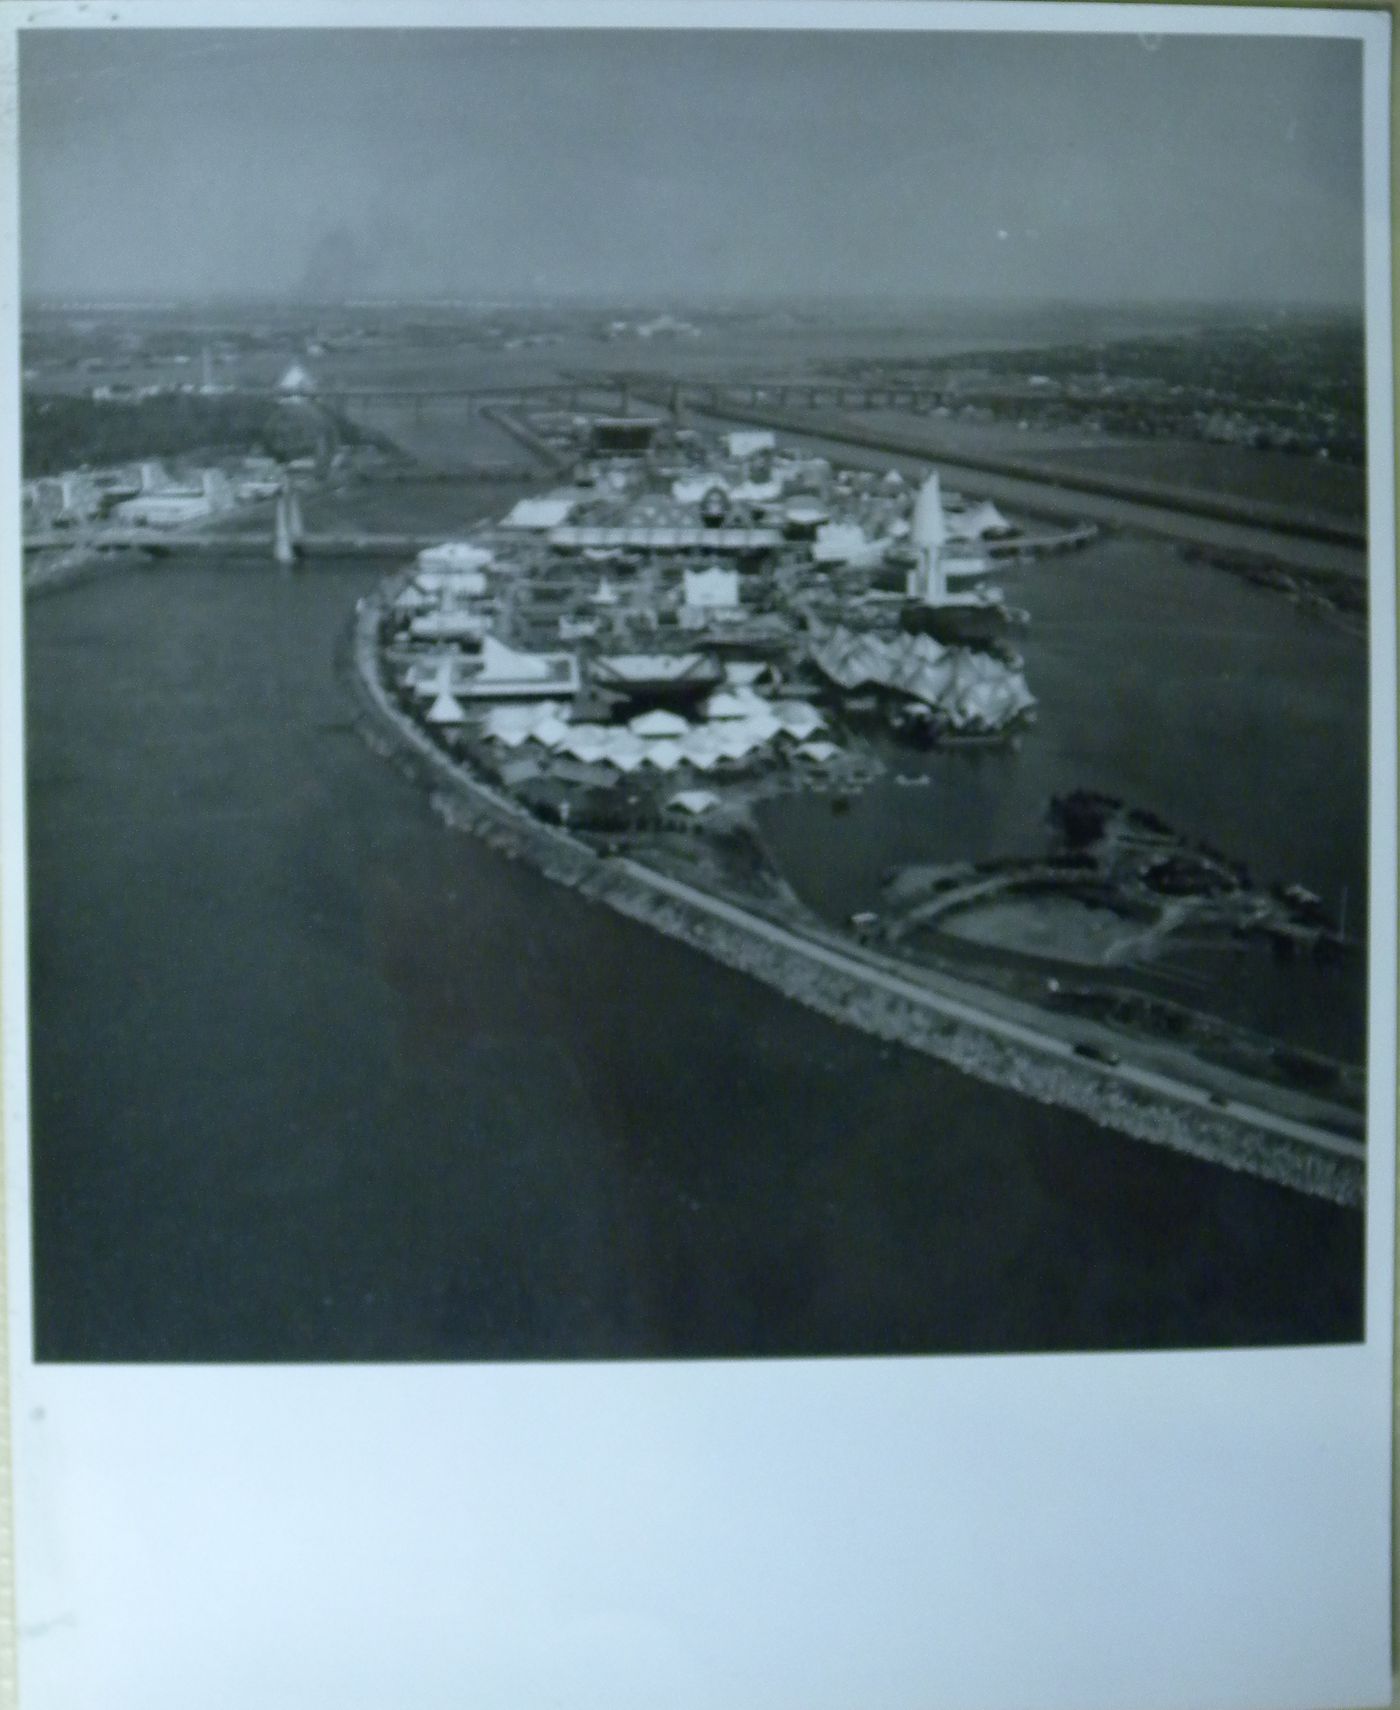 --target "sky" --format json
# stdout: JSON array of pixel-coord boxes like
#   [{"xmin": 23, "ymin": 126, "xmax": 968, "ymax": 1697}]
[{"xmin": 17, "ymin": 25, "xmax": 1367, "ymax": 308}]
